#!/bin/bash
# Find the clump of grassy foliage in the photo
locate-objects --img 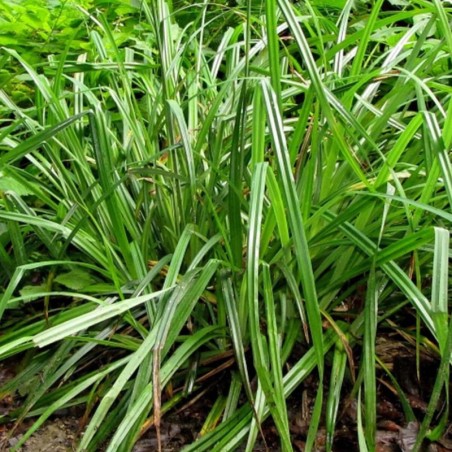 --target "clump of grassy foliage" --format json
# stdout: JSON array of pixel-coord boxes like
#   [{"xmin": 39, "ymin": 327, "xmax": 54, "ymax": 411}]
[{"xmin": 0, "ymin": 0, "xmax": 451, "ymax": 450}]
